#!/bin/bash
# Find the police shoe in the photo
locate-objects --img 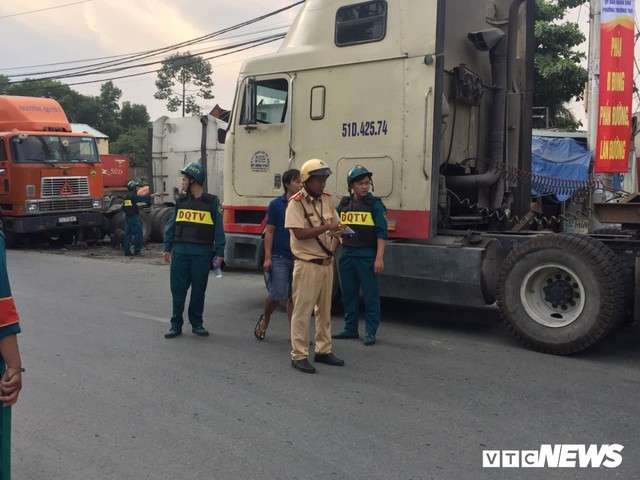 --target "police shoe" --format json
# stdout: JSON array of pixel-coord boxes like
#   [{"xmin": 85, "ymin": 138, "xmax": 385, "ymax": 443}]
[
  {"xmin": 332, "ymin": 330, "xmax": 359, "ymax": 339},
  {"xmin": 192, "ymin": 327, "xmax": 210, "ymax": 337},
  {"xmin": 164, "ymin": 328, "xmax": 182, "ymax": 339},
  {"xmin": 313, "ymin": 352, "xmax": 345, "ymax": 366},
  {"xmin": 291, "ymin": 358, "xmax": 316, "ymax": 374}
]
